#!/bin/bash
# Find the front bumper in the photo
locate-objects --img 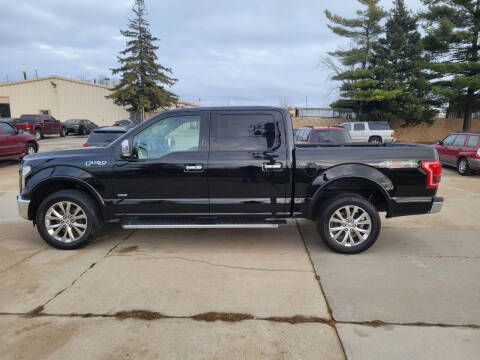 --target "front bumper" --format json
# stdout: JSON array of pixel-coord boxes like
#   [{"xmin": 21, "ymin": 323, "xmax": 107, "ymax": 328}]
[{"xmin": 17, "ymin": 195, "xmax": 30, "ymax": 220}]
